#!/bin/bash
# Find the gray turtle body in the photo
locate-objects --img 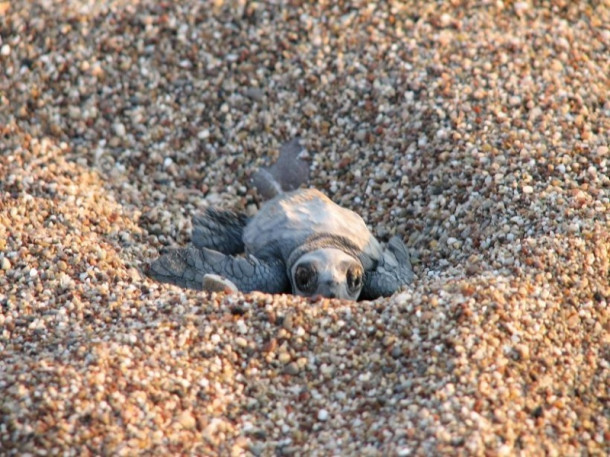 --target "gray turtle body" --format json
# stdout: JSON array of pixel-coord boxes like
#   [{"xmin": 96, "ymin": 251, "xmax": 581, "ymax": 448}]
[
  {"xmin": 243, "ymin": 188, "xmax": 382, "ymax": 268},
  {"xmin": 148, "ymin": 139, "xmax": 414, "ymax": 300}
]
